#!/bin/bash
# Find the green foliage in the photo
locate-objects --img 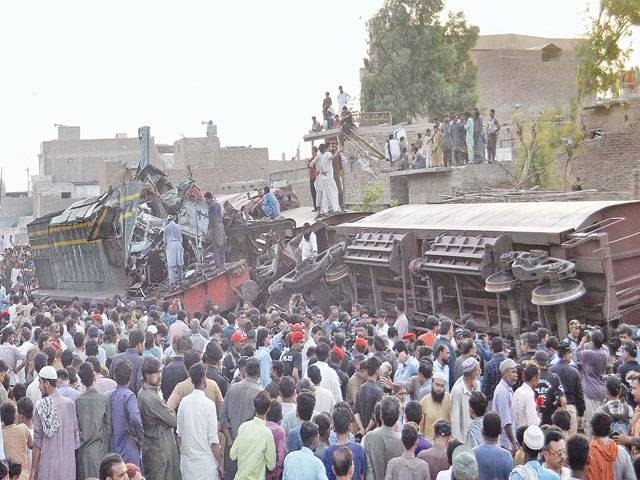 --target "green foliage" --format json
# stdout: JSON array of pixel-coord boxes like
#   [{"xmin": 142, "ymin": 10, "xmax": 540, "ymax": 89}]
[
  {"xmin": 513, "ymin": 110, "xmax": 568, "ymax": 189},
  {"xmin": 577, "ymin": 0, "xmax": 640, "ymax": 99},
  {"xmin": 362, "ymin": 183, "xmax": 385, "ymax": 207},
  {"xmin": 361, "ymin": 0, "xmax": 479, "ymax": 123},
  {"xmin": 560, "ymin": 100, "xmax": 586, "ymax": 189}
]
